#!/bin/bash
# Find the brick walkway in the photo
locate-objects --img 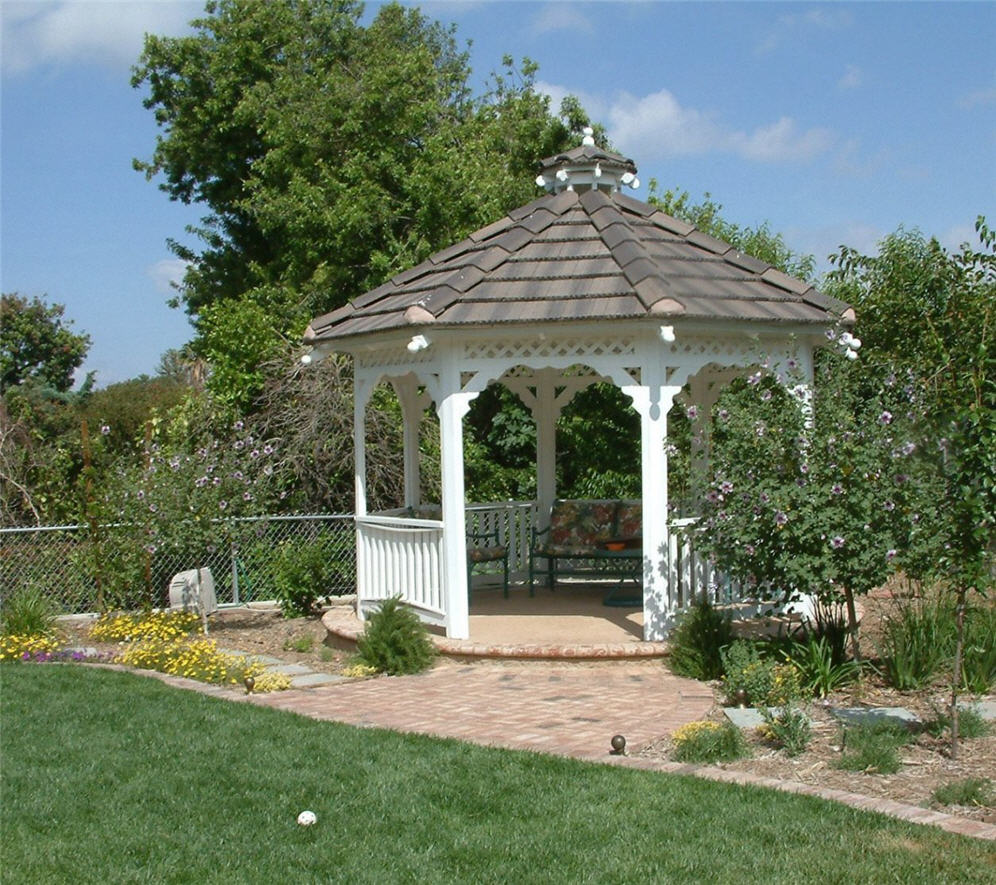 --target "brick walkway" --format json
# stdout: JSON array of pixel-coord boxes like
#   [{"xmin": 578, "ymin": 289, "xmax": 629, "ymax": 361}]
[{"xmin": 247, "ymin": 660, "xmax": 713, "ymax": 760}]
